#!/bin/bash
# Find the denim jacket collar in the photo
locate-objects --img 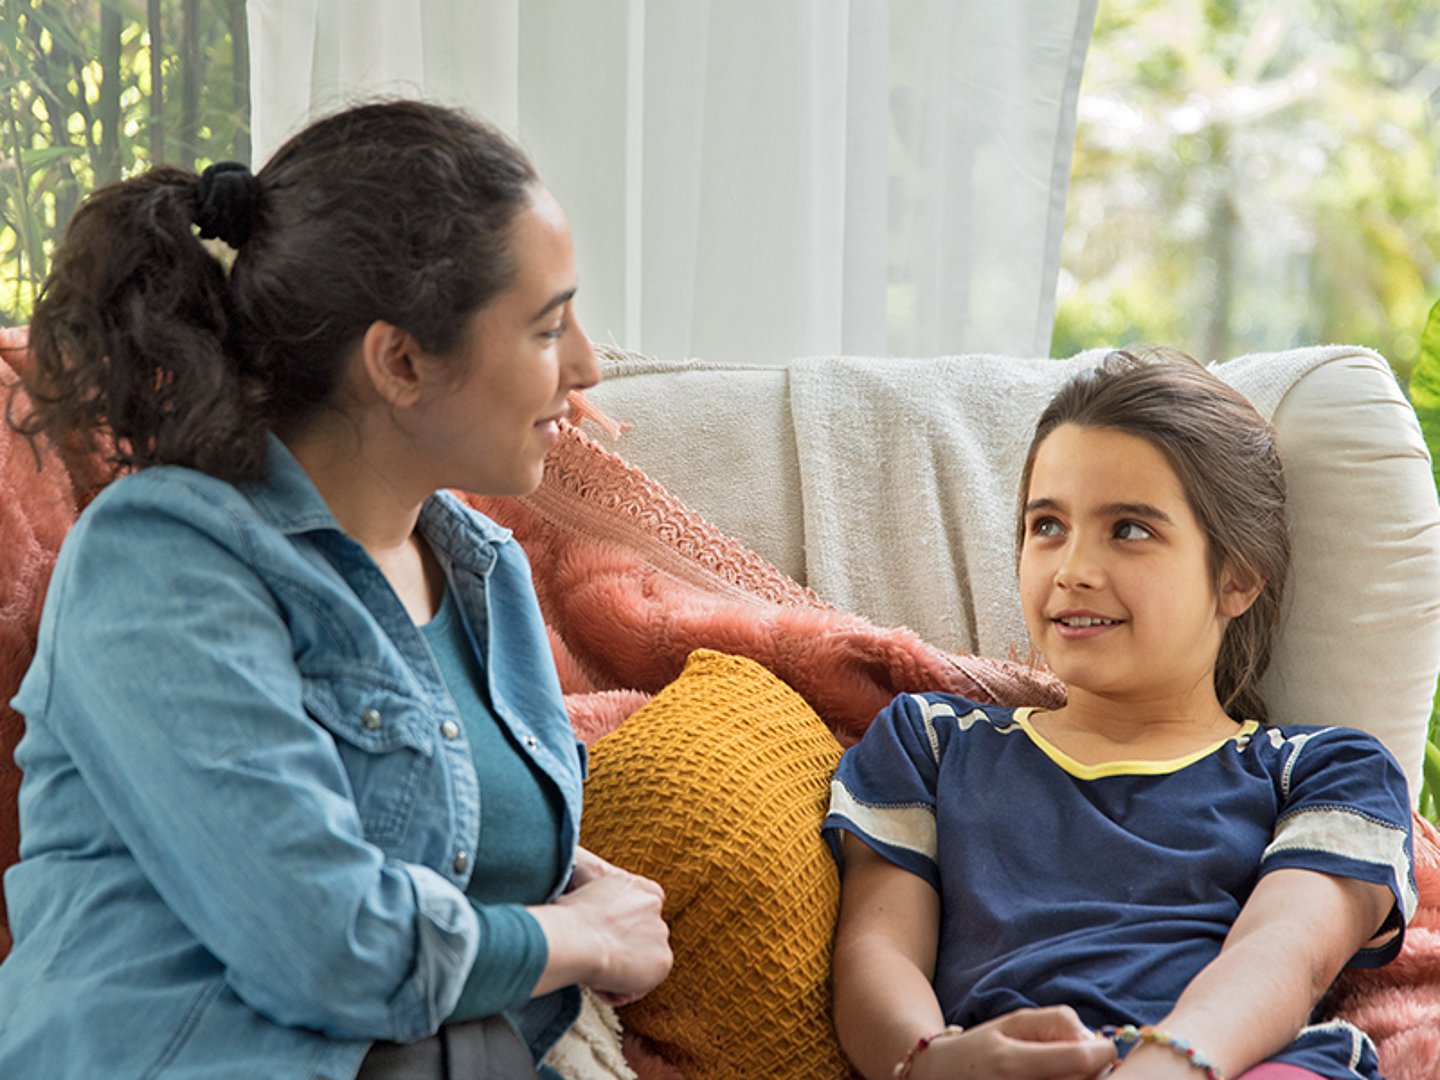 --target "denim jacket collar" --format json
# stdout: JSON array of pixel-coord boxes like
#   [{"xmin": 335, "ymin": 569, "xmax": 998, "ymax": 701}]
[{"xmin": 245, "ymin": 433, "xmax": 513, "ymax": 561}]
